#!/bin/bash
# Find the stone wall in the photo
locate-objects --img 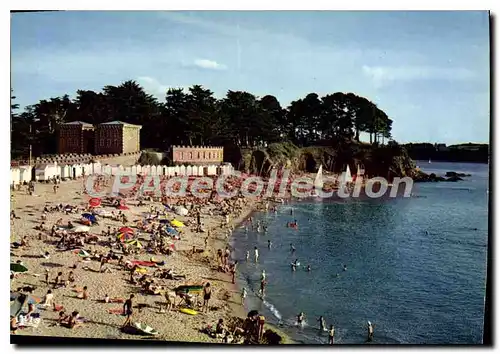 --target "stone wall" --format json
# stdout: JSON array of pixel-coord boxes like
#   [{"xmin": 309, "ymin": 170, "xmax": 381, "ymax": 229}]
[{"xmin": 171, "ymin": 145, "xmax": 223, "ymax": 164}]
